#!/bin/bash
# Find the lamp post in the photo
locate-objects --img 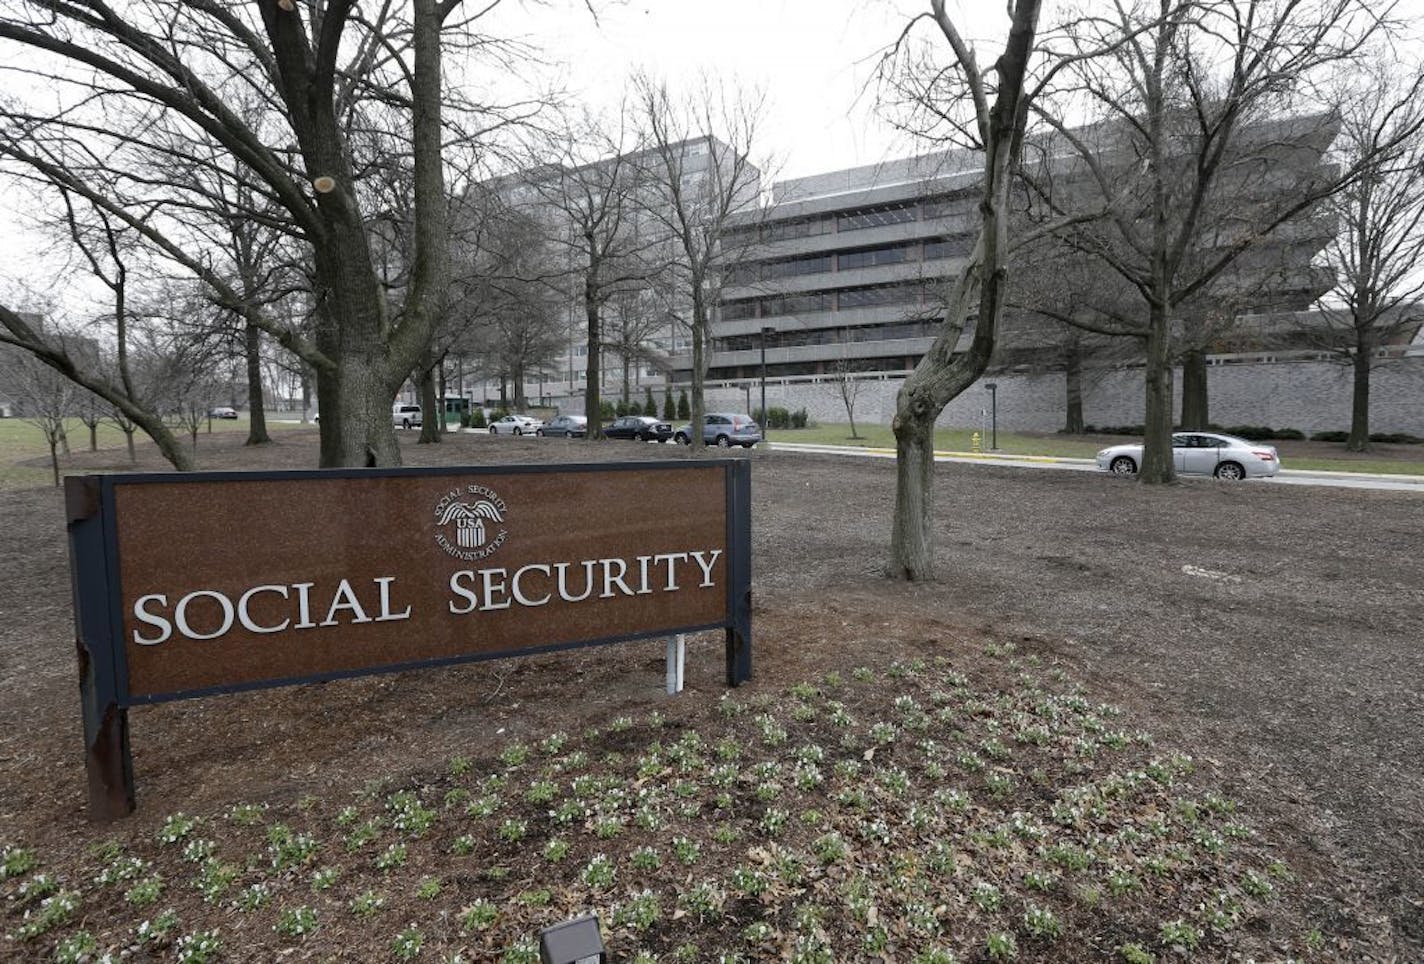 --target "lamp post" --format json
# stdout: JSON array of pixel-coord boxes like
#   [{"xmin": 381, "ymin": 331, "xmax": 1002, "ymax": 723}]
[
  {"xmin": 984, "ymin": 381, "xmax": 998, "ymax": 451},
  {"xmin": 760, "ymin": 325, "xmax": 775, "ymax": 437}
]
